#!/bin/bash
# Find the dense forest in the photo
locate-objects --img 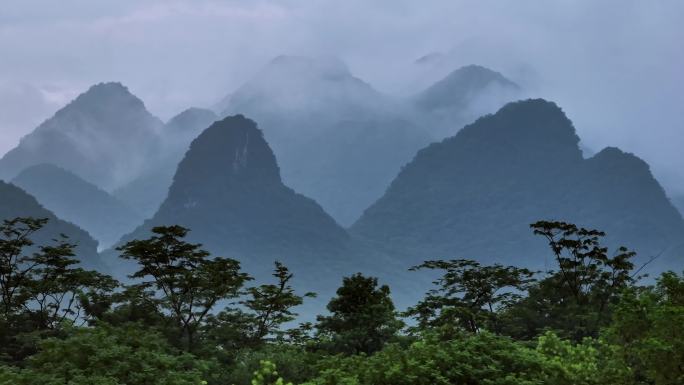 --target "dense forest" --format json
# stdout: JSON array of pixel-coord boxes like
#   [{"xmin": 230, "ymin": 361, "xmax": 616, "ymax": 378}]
[{"xmin": 1, "ymin": 216, "xmax": 682, "ymax": 385}]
